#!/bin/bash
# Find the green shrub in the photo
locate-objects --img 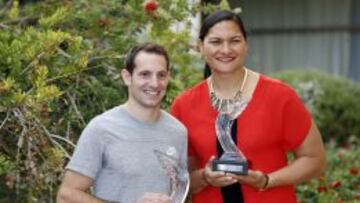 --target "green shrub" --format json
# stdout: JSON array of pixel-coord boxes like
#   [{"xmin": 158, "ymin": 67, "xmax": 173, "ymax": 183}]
[
  {"xmin": 0, "ymin": 0, "xmax": 221, "ymax": 201},
  {"xmin": 273, "ymin": 70, "xmax": 360, "ymax": 145},
  {"xmin": 296, "ymin": 142, "xmax": 360, "ymax": 203}
]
